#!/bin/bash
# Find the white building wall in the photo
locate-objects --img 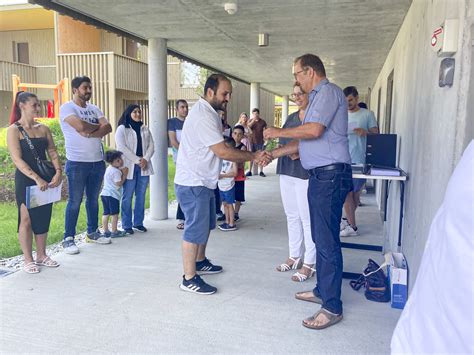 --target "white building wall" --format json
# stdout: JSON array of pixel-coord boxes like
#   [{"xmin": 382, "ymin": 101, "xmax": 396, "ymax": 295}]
[{"xmin": 370, "ymin": 0, "xmax": 473, "ymax": 283}]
